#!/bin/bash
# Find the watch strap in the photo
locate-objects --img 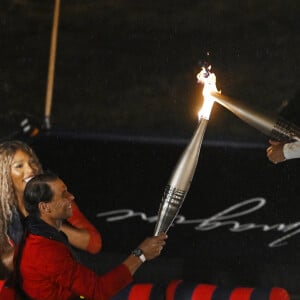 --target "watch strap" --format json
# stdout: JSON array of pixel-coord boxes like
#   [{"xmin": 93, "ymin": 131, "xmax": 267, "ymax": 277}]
[{"xmin": 132, "ymin": 248, "xmax": 146, "ymax": 262}]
